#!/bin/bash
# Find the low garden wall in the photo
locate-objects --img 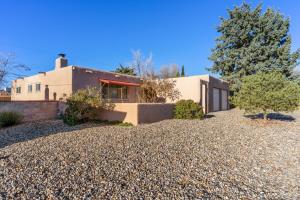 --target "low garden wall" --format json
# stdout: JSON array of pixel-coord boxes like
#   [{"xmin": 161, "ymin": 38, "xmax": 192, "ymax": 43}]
[
  {"xmin": 0, "ymin": 101, "xmax": 59, "ymax": 122},
  {"xmin": 137, "ymin": 103, "xmax": 175, "ymax": 124},
  {"xmin": 0, "ymin": 101, "xmax": 175, "ymax": 125},
  {"xmin": 97, "ymin": 103, "xmax": 175, "ymax": 125},
  {"xmin": 0, "ymin": 96, "xmax": 11, "ymax": 102}
]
